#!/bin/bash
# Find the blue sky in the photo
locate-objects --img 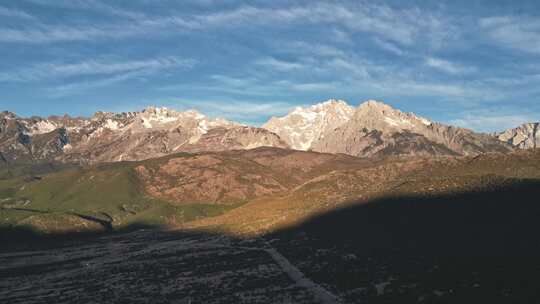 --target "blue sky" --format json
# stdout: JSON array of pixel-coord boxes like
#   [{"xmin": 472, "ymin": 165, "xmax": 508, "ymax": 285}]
[{"xmin": 1, "ymin": 0, "xmax": 540, "ymax": 132}]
